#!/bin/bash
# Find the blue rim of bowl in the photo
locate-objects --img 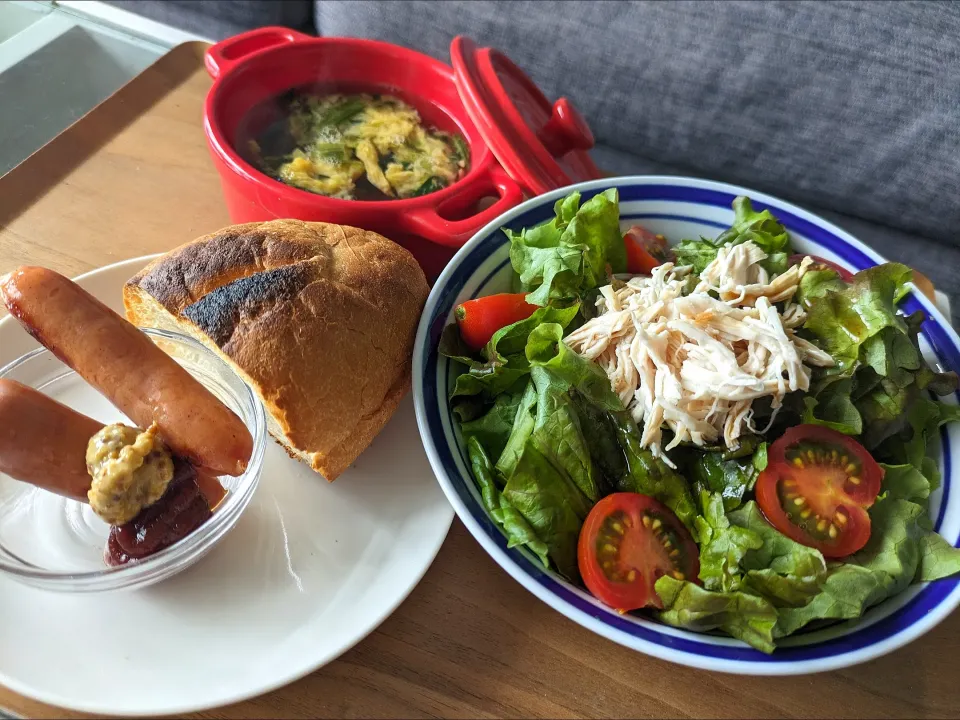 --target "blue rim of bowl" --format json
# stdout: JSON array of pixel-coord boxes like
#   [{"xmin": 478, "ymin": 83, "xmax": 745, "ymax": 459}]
[{"xmin": 413, "ymin": 176, "xmax": 960, "ymax": 674}]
